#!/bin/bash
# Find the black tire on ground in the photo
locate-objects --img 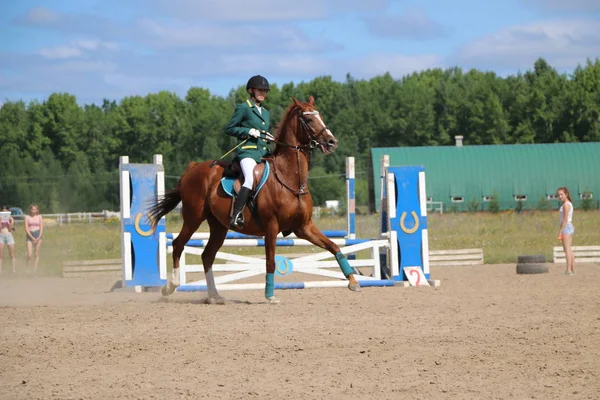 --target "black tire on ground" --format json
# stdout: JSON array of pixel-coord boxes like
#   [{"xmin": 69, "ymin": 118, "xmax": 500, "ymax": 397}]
[
  {"xmin": 516, "ymin": 263, "xmax": 549, "ymax": 274},
  {"xmin": 517, "ymin": 254, "xmax": 546, "ymax": 264}
]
